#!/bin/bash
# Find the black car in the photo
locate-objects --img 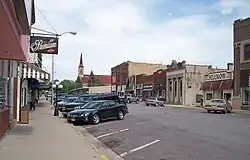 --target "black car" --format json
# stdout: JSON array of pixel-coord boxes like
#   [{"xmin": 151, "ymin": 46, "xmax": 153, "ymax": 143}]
[
  {"xmin": 68, "ymin": 100, "xmax": 129, "ymax": 125},
  {"xmin": 58, "ymin": 97, "xmax": 78, "ymax": 112},
  {"xmin": 62, "ymin": 93, "xmax": 125, "ymax": 118}
]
